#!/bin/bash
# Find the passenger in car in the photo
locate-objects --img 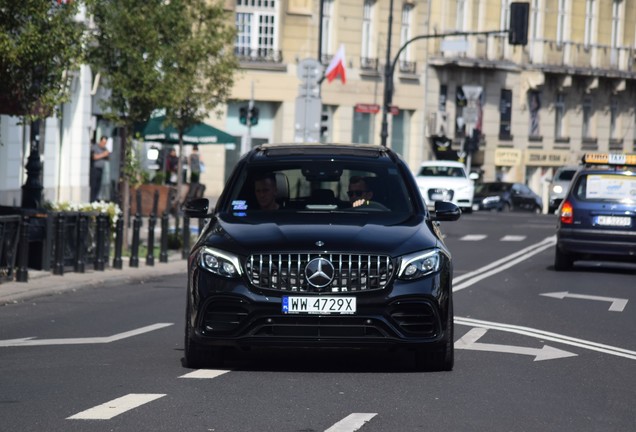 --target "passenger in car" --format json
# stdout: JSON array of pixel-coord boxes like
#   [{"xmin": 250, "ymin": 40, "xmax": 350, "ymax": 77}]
[
  {"xmin": 254, "ymin": 172, "xmax": 280, "ymax": 210},
  {"xmin": 347, "ymin": 176, "xmax": 374, "ymax": 208}
]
